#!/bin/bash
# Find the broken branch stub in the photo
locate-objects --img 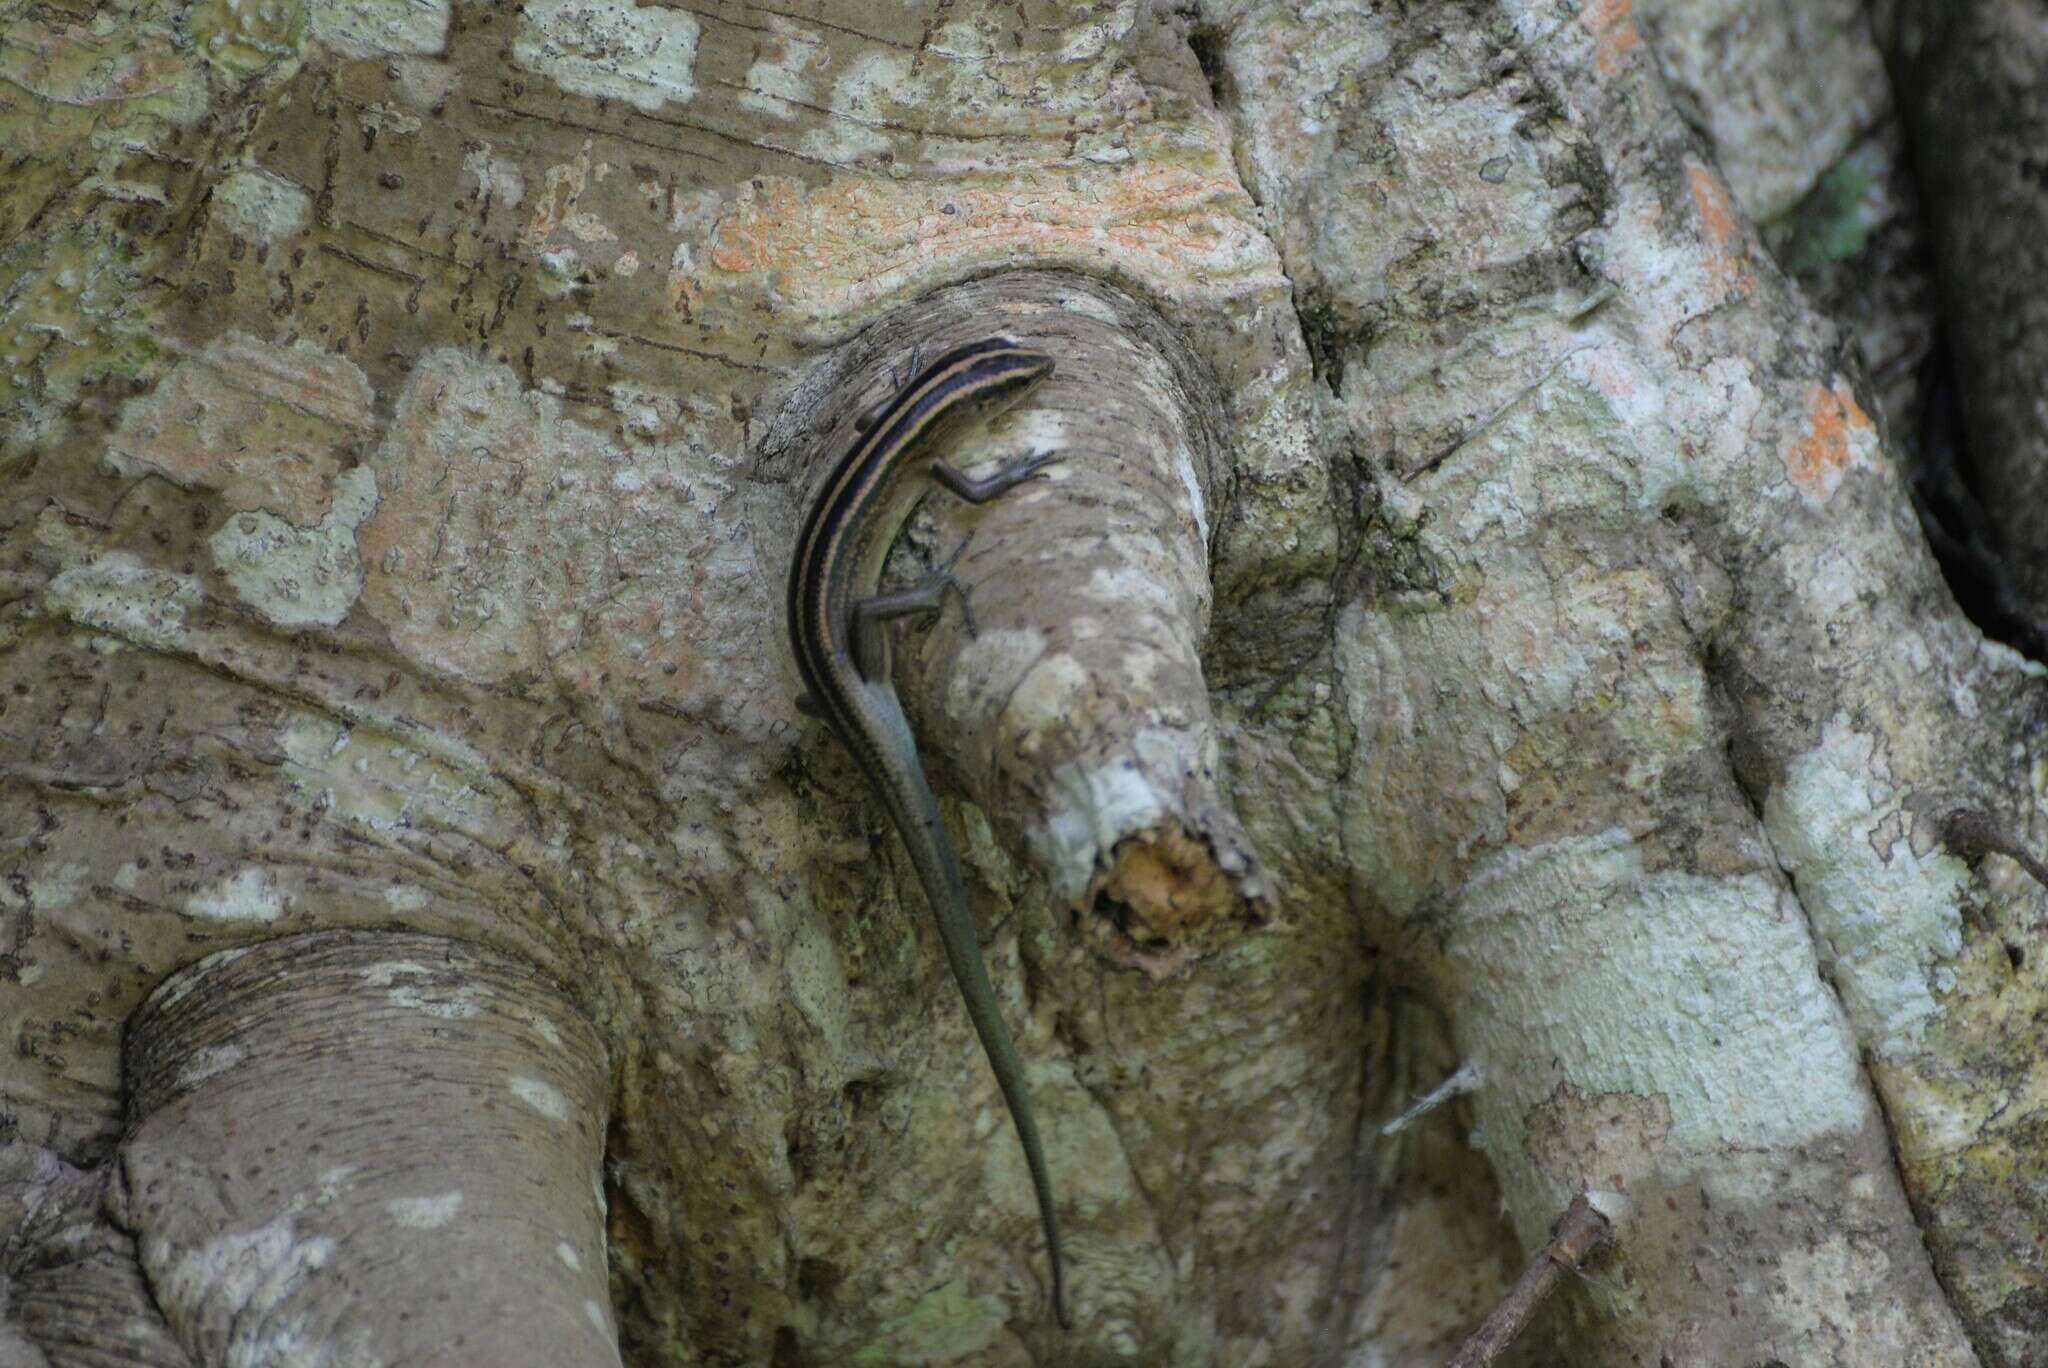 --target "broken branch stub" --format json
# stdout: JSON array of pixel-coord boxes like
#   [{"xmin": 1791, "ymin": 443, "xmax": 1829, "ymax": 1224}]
[
  {"xmin": 120, "ymin": 931, "xmax": 620, "ymax": 1368},
  {"xmin": 777, "ymin": 273, "xmax": 1270, "ymax": 973}
]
